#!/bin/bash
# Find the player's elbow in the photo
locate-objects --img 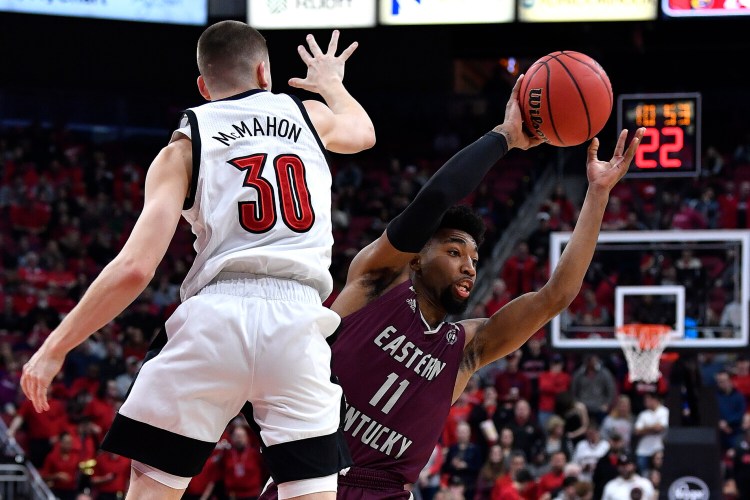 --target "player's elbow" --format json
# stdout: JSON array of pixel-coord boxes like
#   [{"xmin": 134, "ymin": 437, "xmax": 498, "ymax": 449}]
[
  {"xmin": 117, "ymin": 258, "xmax": 156, "ymax": 289},
  {"xmin": 361, "ymin": 125, "xmax": 376, "ymax": 150},
  {"xmin": 343, "ymin": 125, "xmax": 375, "ymax": 153}
]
